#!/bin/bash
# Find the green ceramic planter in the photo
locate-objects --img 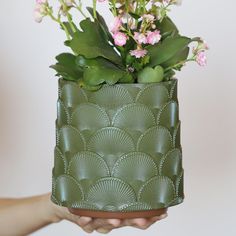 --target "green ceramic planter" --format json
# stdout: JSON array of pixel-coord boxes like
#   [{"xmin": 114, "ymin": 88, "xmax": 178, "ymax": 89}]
[{"xmin": 51, "ymin": 78, "xmax": 184, "ymax": 219}]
